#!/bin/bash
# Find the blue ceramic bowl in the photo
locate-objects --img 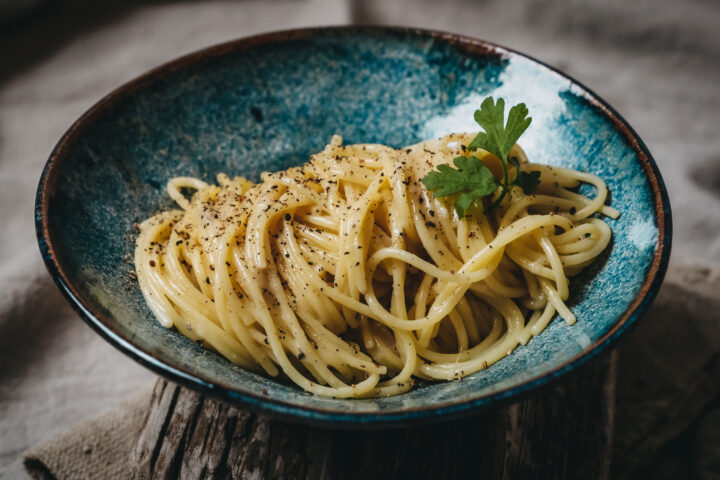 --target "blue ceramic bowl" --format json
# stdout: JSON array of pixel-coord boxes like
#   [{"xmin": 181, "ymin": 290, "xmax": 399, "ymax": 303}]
[{"xmin": 36, "ymin": 27, "xmax": 671, "ymax": 427}]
